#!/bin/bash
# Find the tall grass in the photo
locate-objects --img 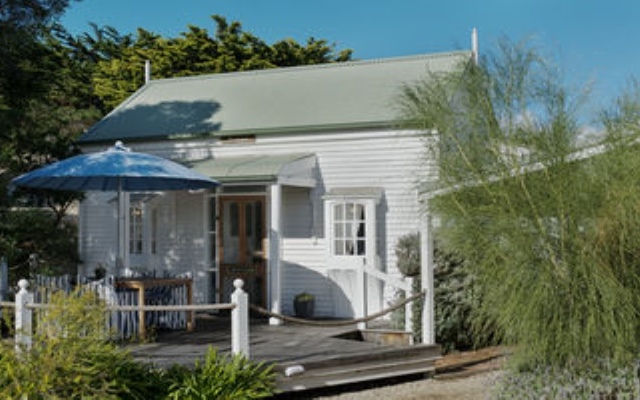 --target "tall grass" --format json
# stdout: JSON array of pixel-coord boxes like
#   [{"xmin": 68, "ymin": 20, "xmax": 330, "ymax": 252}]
[{"xmin": 399, "ymin": 37, "xmax": 640, "ymax": 368}]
